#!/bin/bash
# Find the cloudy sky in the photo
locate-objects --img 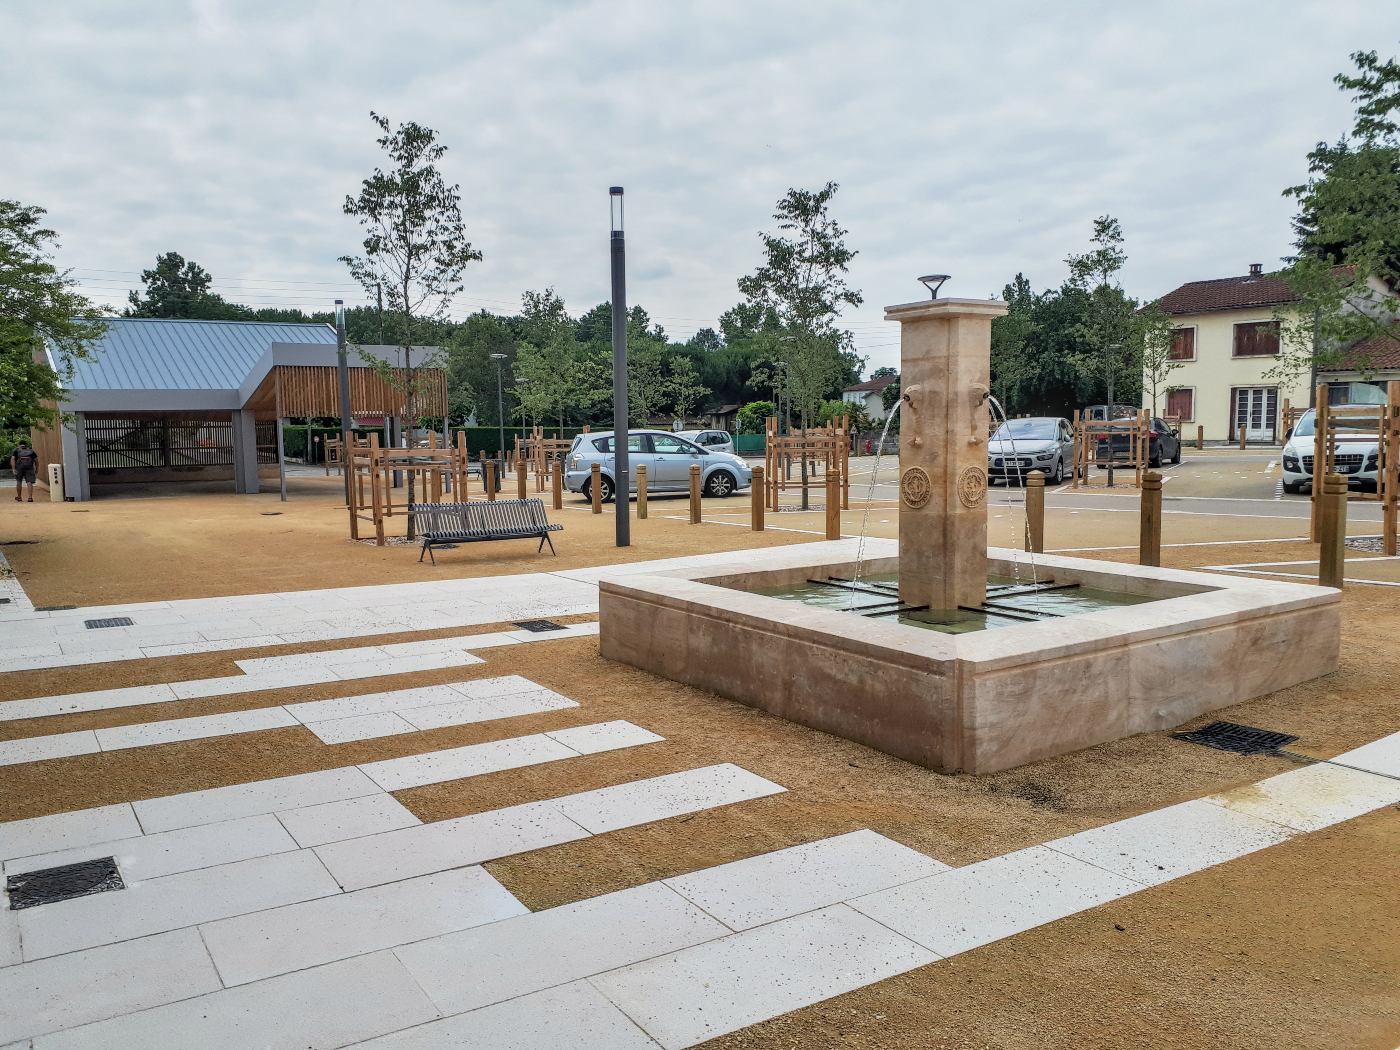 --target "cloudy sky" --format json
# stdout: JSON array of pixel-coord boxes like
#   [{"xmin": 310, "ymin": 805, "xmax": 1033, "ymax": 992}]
[{"xmin": 4, "ymin": 1, "xmax": 1396, "ymax": 371}]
